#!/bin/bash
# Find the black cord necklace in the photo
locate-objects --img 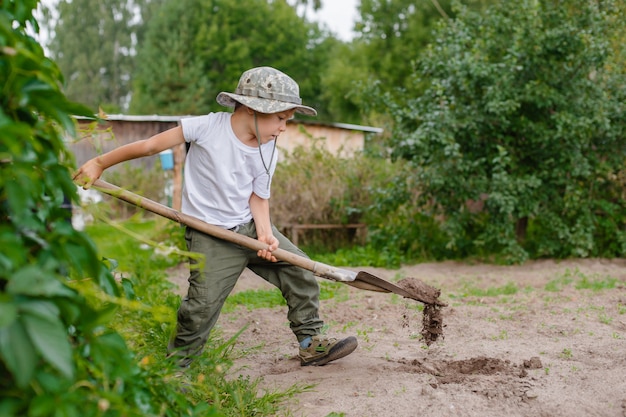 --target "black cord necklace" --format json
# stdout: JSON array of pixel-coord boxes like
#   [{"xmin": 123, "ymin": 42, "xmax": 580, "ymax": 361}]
[{"xmin": 254, "ymin": 112, "xmax": 277, "ymax": 189}]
